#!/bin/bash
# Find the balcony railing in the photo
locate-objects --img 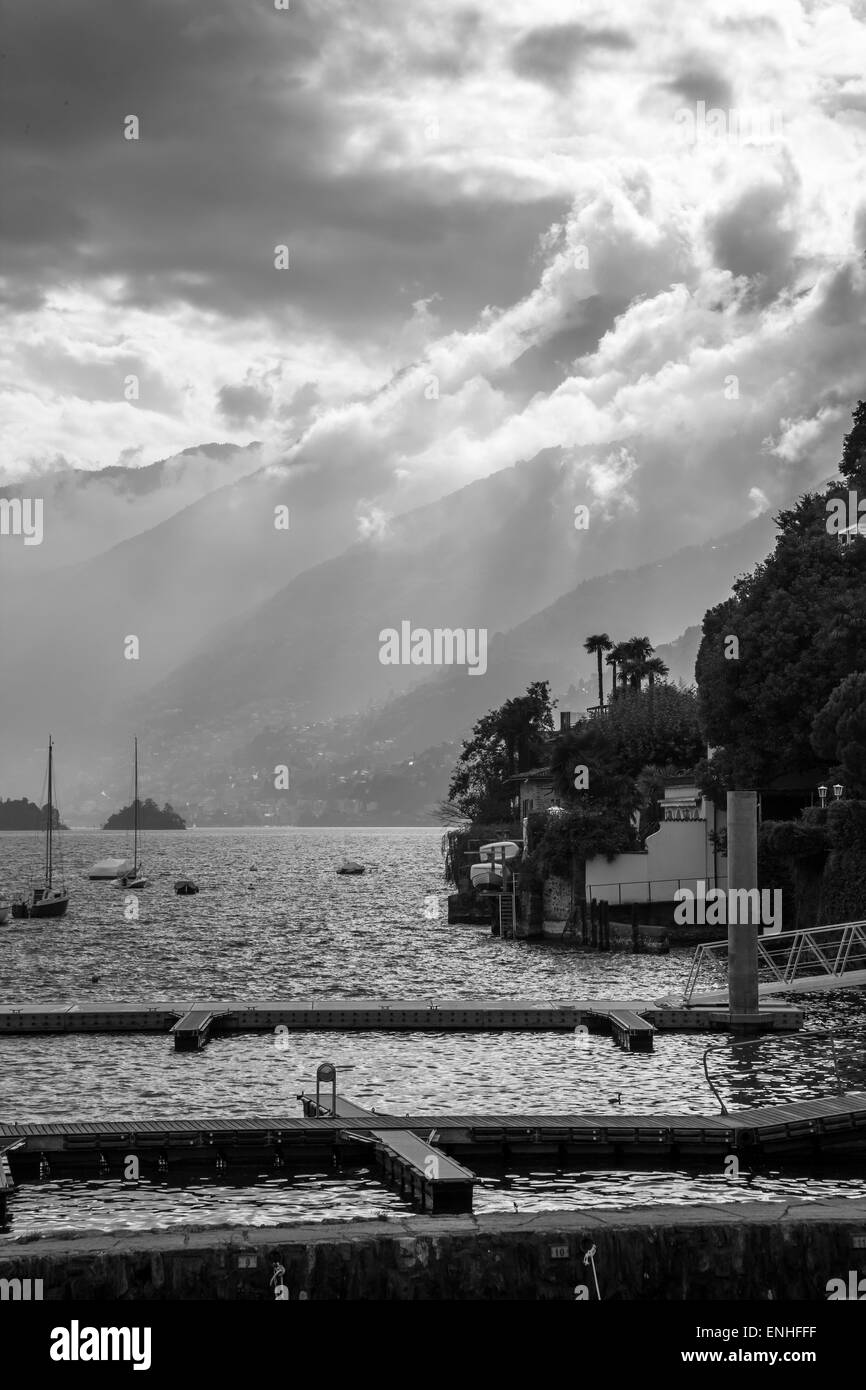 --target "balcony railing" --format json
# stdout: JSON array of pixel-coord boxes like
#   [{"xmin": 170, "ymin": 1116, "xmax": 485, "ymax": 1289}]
[{"xmin": 586, "ymin": 875, "xmax": 728, "ymax": 906}]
